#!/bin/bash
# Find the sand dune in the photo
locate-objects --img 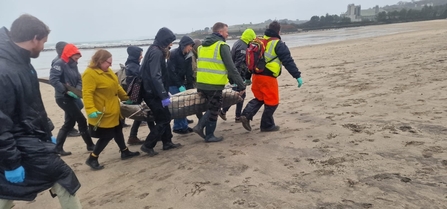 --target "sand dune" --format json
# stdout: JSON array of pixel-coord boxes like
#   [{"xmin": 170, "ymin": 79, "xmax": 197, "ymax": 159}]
[{"xmin": 14, "ymin": 20, "xmax": 447, "ymax": 209}]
